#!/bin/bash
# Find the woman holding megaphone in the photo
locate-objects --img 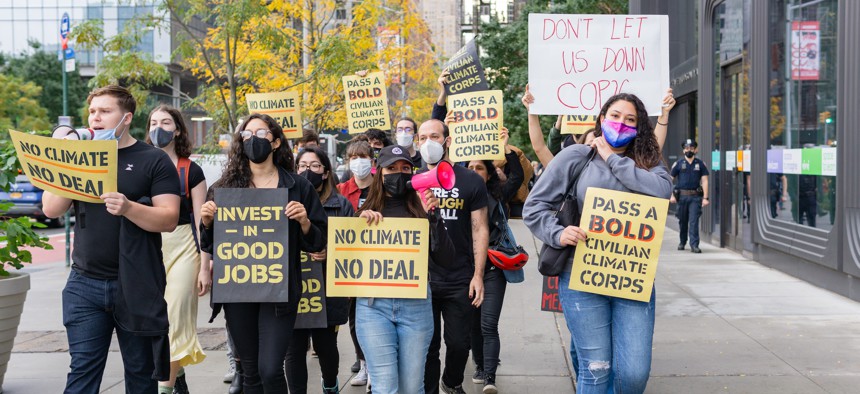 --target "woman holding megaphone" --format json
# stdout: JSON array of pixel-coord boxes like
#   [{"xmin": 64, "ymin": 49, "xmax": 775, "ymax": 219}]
[
  {"xmin": 354, "ymin": 145, "xmax": 455, "ymax": 394},
  {"xmin": 198, "ymin": 113, "xmax": 328, "ymax": 393}
]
